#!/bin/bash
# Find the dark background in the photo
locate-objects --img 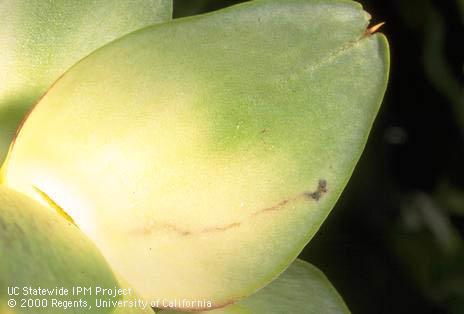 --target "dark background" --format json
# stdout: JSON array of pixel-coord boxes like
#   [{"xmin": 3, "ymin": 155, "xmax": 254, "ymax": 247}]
[{"xmin": 174, "ymin": 1, "xmax": 464, "ymax": 313}]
